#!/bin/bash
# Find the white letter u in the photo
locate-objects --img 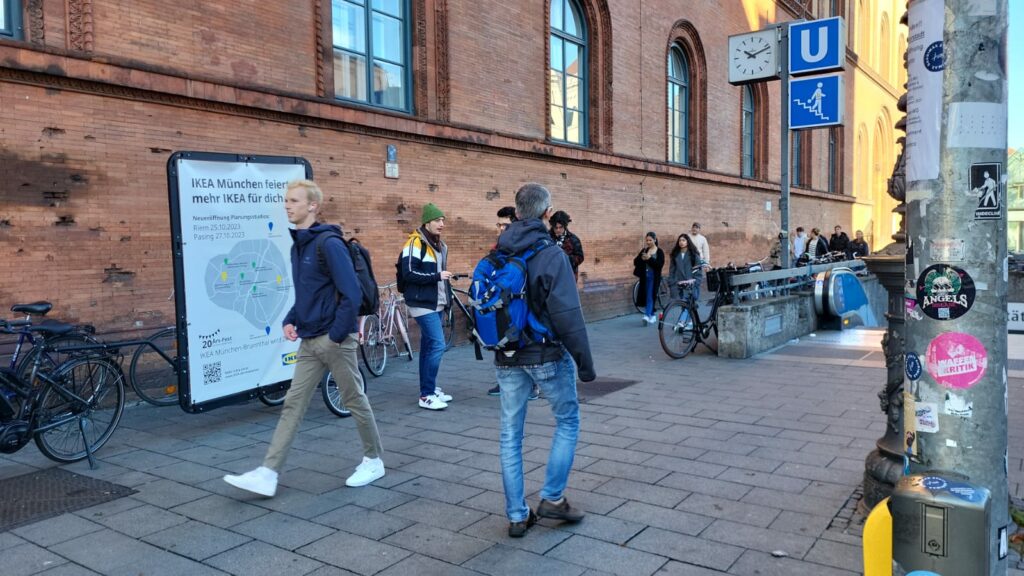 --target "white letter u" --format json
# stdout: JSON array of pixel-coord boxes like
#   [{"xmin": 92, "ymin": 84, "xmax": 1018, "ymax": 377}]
[{"xmin": 800, "ymin": 27, "xmax": 828, "ymax": 63}]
